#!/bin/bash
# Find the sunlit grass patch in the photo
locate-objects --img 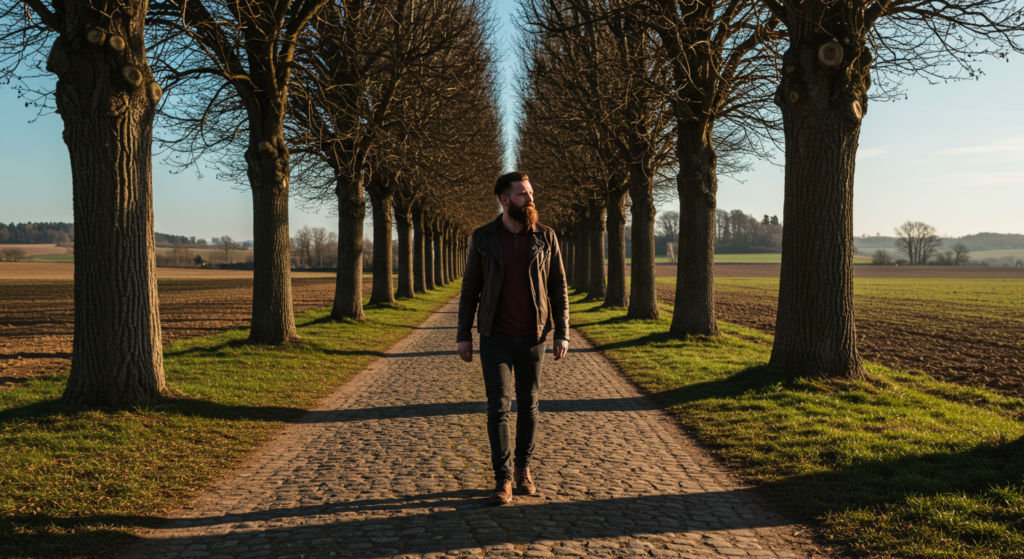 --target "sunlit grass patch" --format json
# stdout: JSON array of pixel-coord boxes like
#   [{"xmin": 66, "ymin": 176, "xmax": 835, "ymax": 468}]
[{"xmin": 570, "ymin": 293, "xmax": 1024, "ymax": 558}]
